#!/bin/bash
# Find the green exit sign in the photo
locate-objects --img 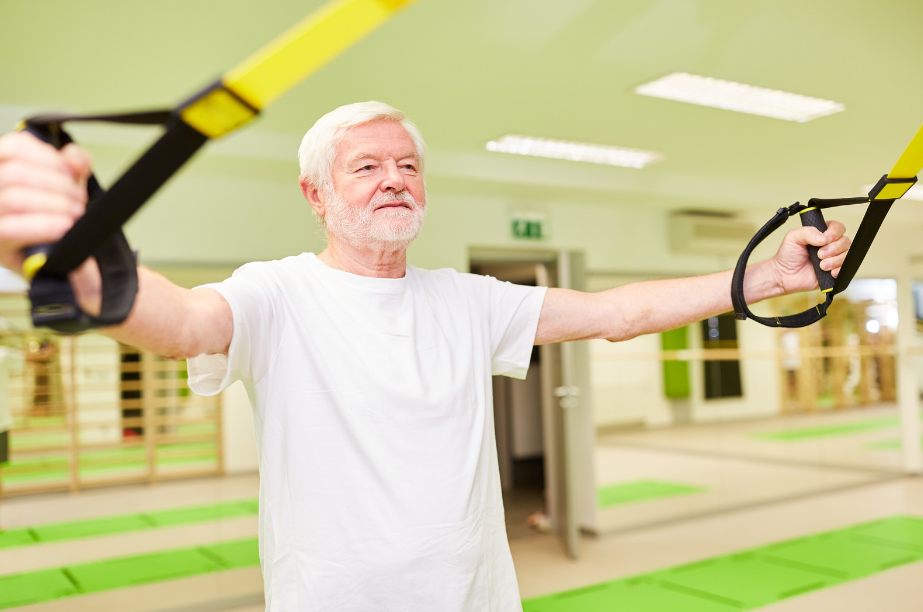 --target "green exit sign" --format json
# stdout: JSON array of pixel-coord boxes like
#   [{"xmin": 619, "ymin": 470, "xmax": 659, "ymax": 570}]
[{"xmin": 511, "ymin": 216, "xmax": 547, "ymax": 240}]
